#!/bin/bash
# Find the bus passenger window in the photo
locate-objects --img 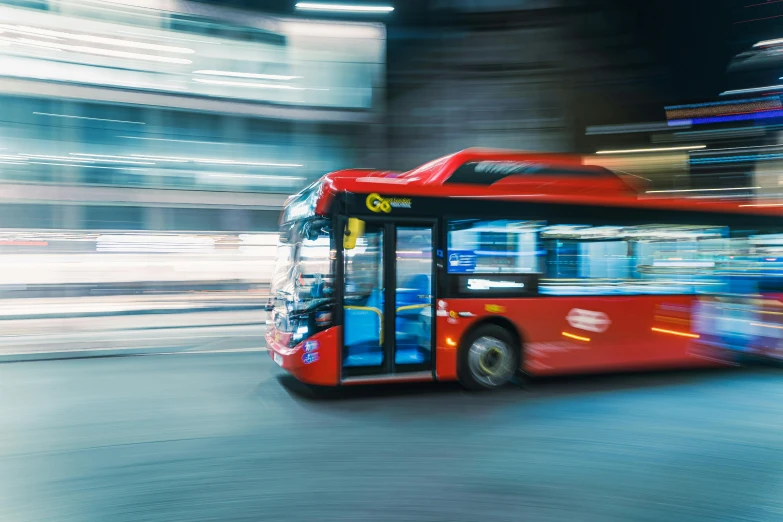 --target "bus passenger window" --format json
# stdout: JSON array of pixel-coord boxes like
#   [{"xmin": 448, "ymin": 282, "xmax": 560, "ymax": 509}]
[
  {"xmin": 447, "ymin": 219, "xmax": 544, "ymax": 274},
  {"xmin": 539, "ymin": 224, "xmax": 729, "ymax": 295}
]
